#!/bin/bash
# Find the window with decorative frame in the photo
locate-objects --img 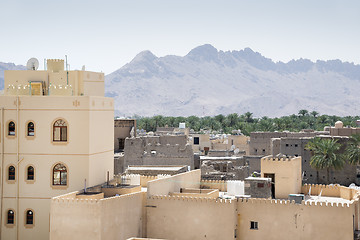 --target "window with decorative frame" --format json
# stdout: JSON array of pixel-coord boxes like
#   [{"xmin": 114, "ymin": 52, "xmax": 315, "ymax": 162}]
[
  {"xmin": 53, "ymin": 119, "xmax": 67, "ymax": 142},
  {"xmin": 52, "ymin": 163, "xmax": 67, "ymax": 186}
]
